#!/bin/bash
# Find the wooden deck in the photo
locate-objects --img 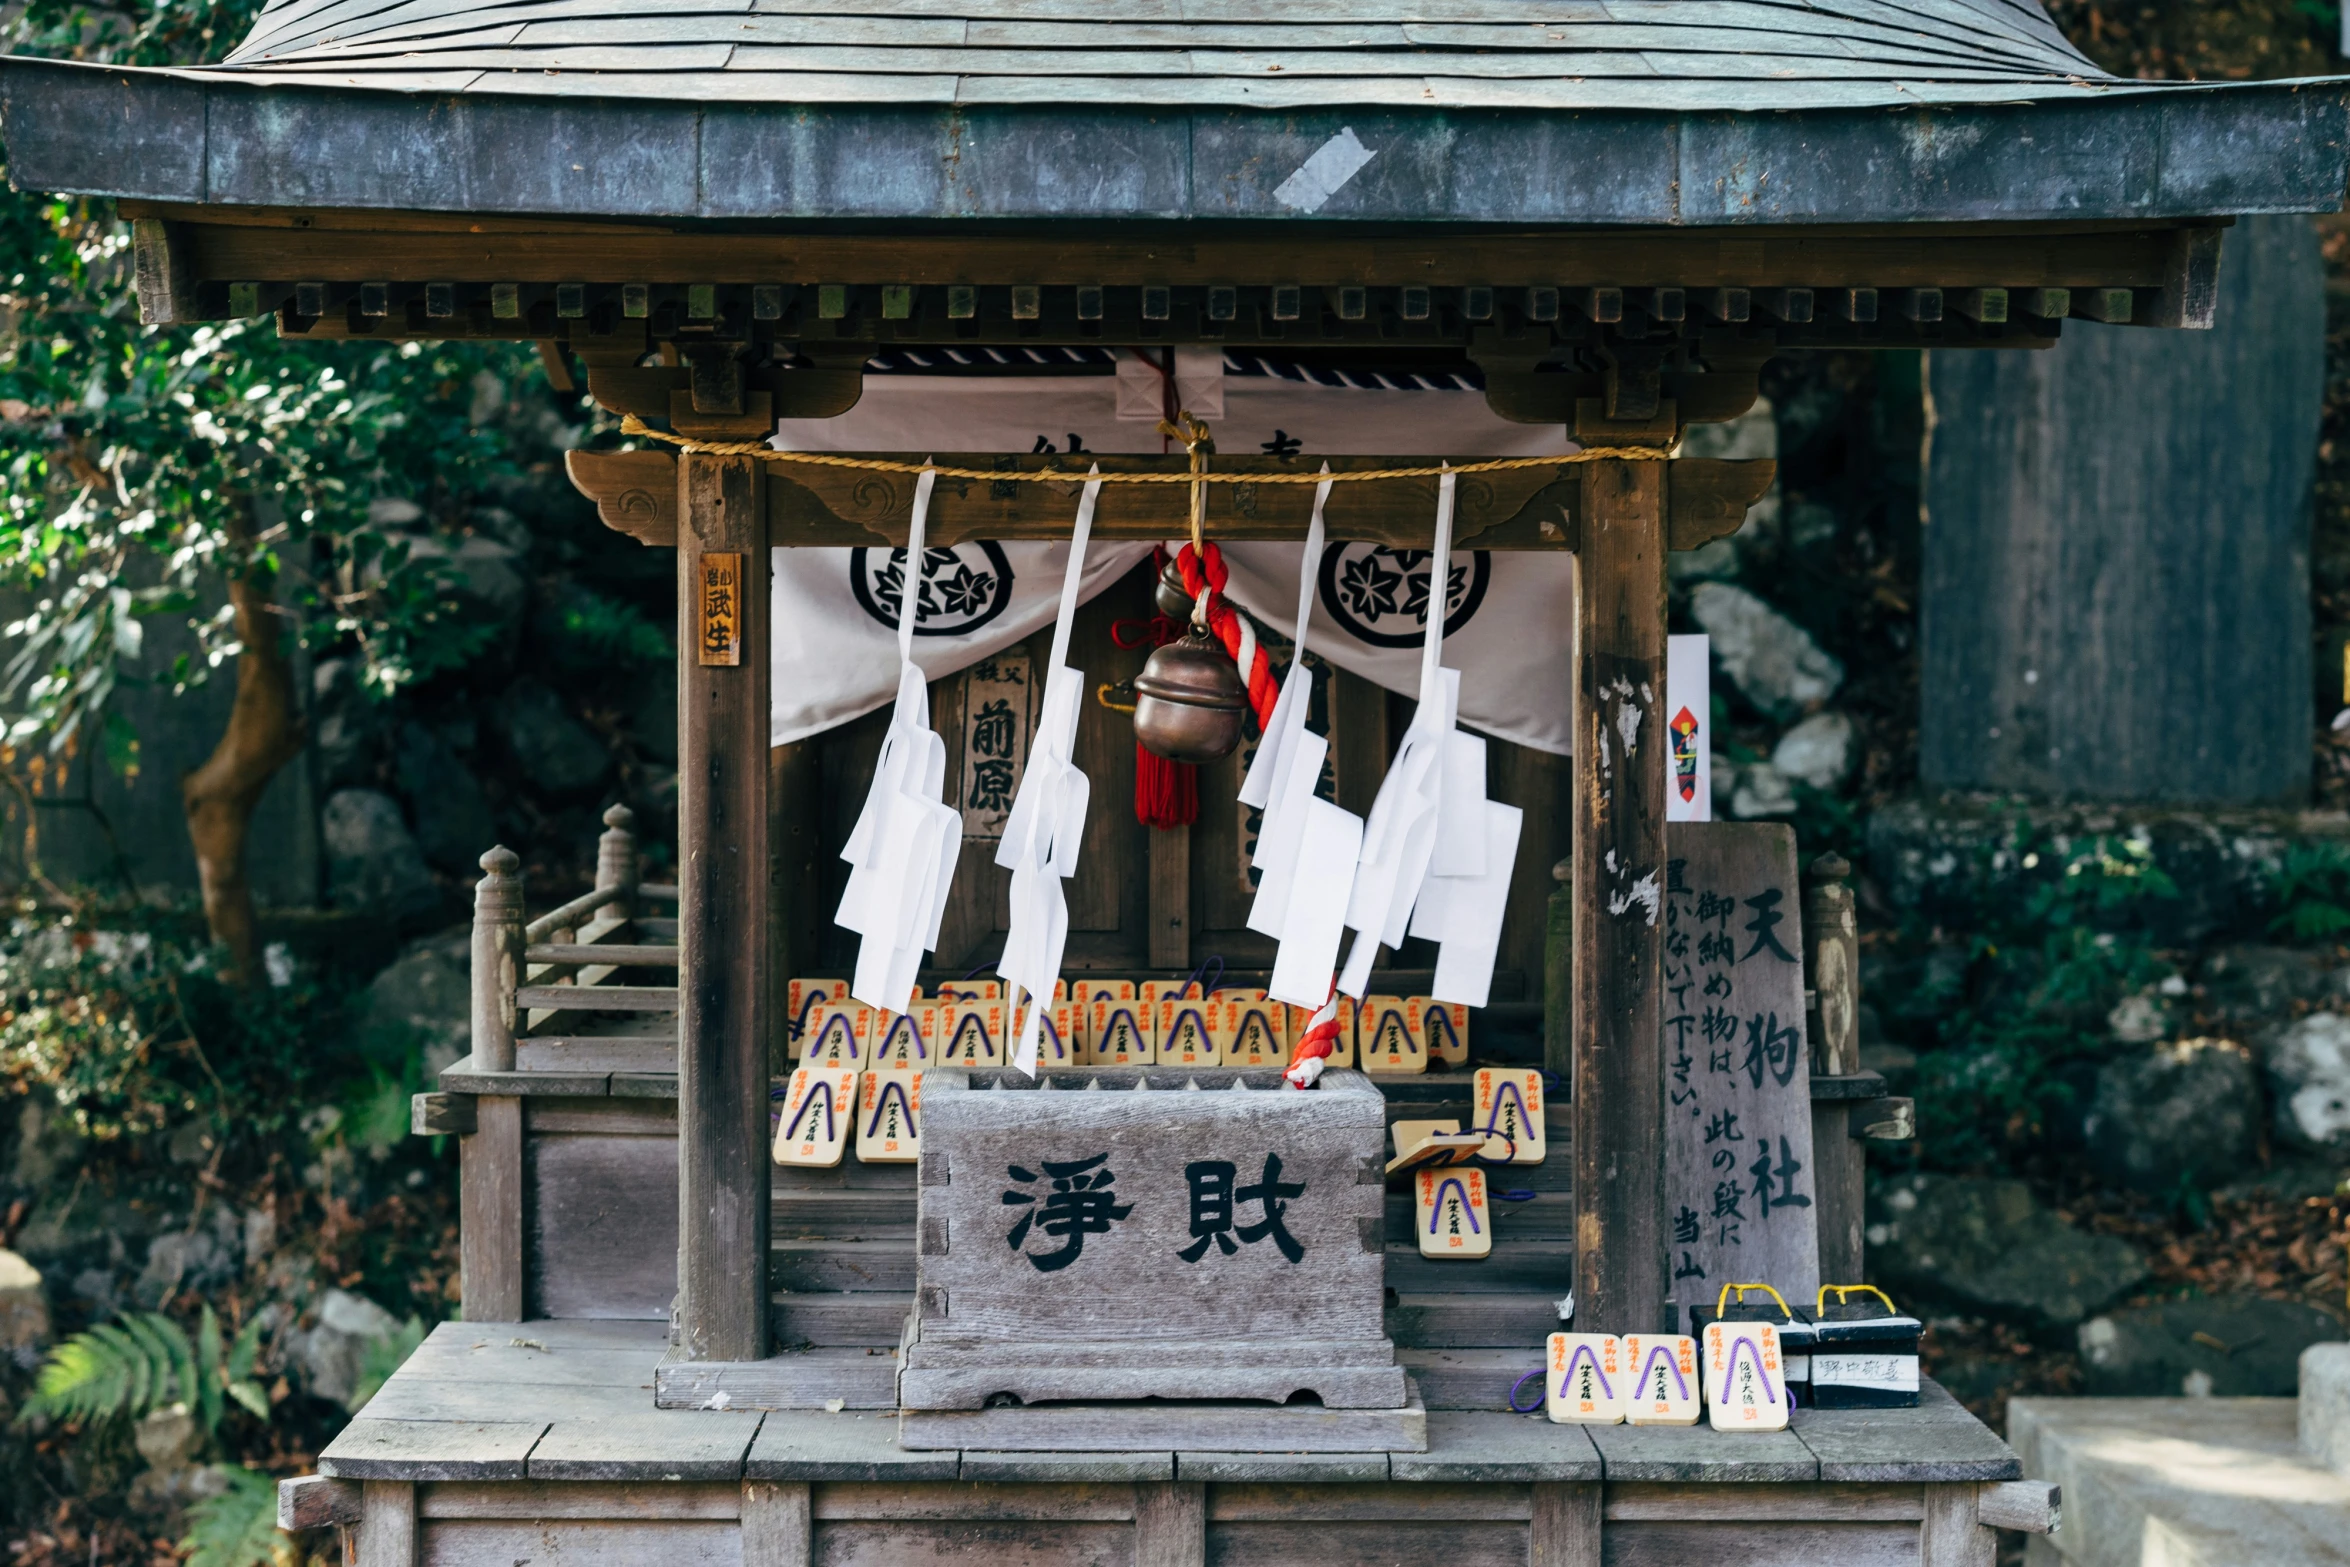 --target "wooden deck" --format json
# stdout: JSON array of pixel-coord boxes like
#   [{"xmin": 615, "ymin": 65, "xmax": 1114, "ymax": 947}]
[{"xmin": 310, "ymin": 1319, "xmax": 2022, "ymax": 1565}]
